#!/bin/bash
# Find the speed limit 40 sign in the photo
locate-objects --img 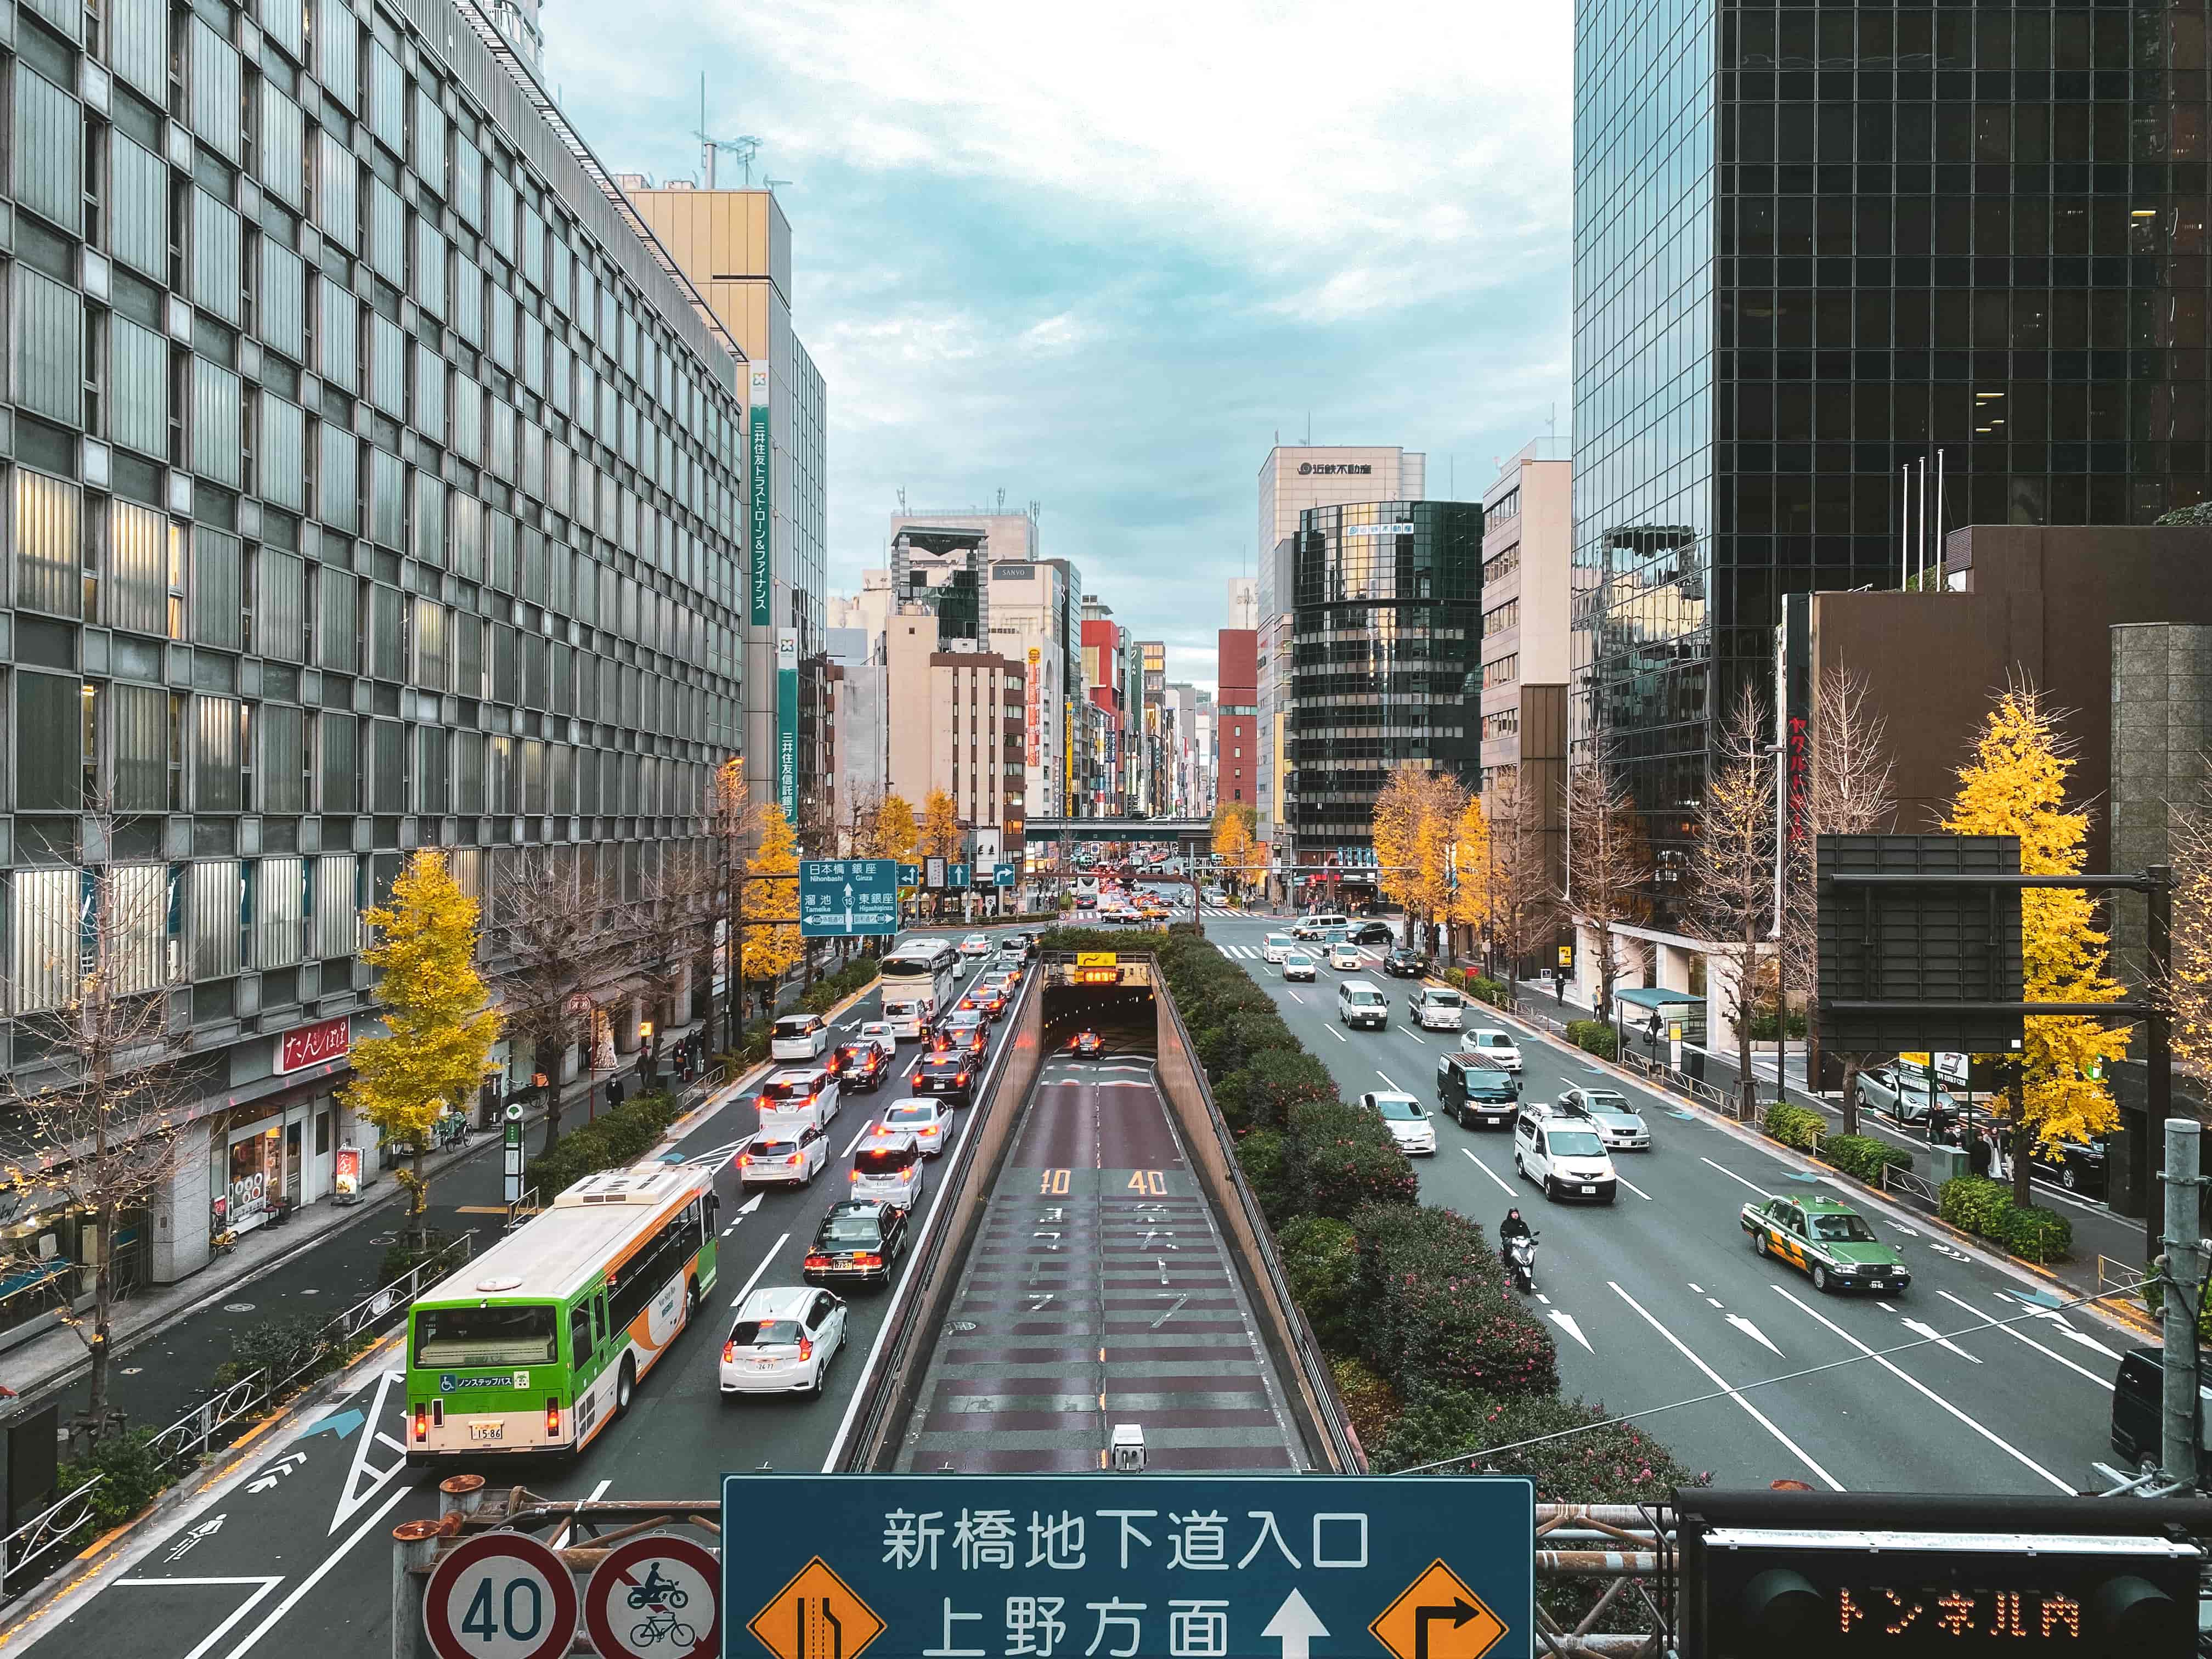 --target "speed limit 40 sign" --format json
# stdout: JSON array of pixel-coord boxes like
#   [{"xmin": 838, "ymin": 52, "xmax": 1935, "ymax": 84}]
[{"xmin": 424, "ymin": 1532, "xmax": 579, "ymax": 1659}]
